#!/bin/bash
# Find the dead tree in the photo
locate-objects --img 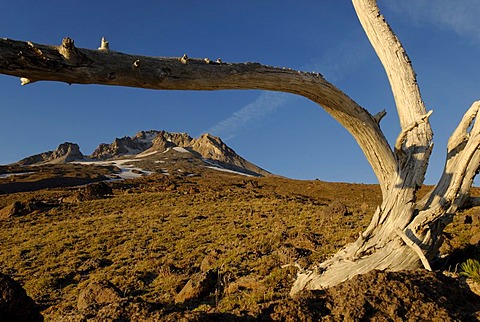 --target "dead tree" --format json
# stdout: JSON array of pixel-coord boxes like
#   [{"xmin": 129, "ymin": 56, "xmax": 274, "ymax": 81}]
[{"xmin": 0, "ymin": 0, "xmax": 479, "ymax": 295}]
